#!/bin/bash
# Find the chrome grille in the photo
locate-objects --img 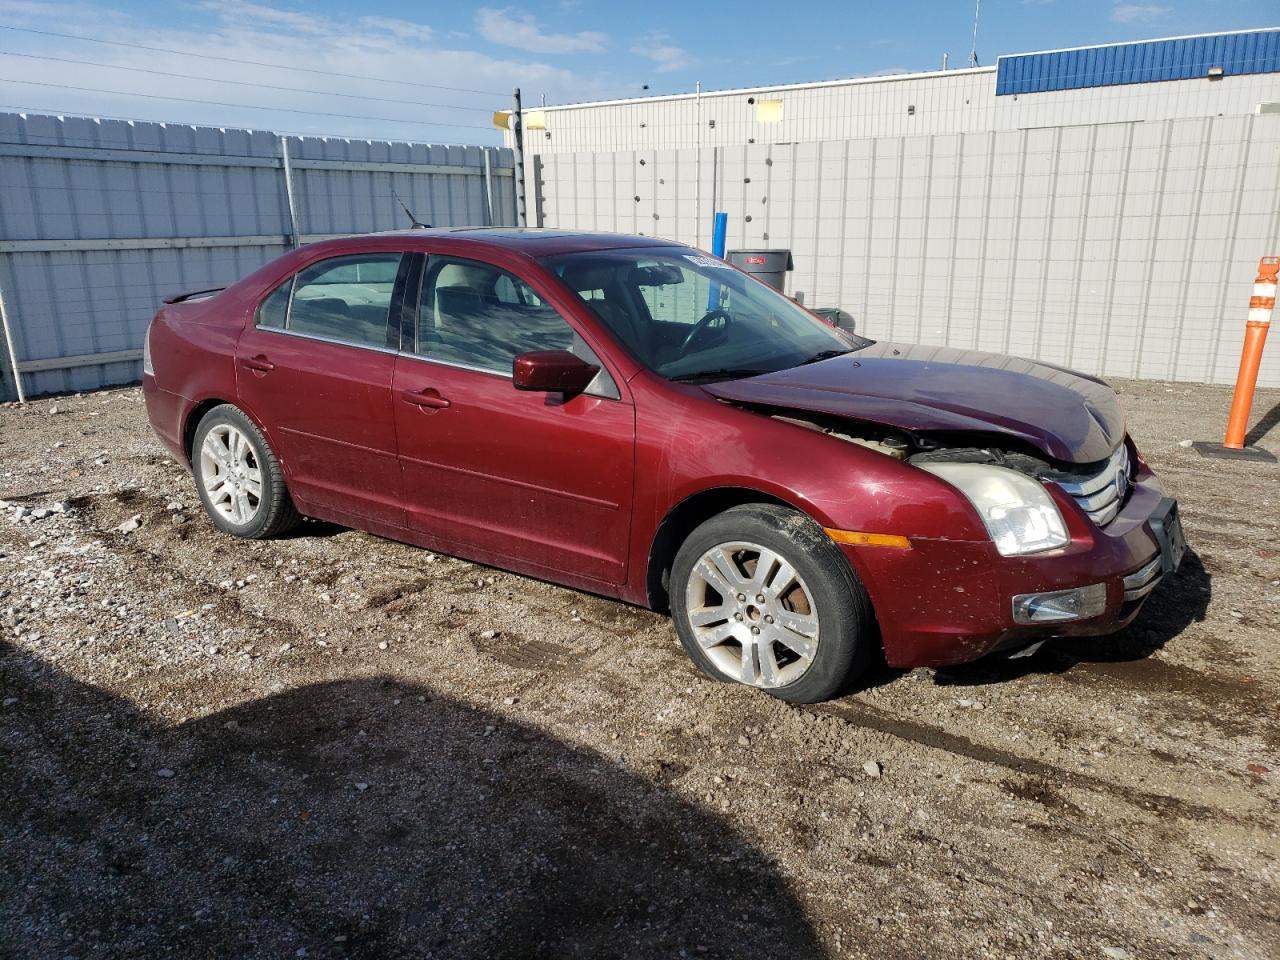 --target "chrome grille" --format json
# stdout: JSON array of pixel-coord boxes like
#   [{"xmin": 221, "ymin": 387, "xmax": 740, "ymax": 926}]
[{"xmin": 1054, "ymin": 444, "xmax": 1131, "ymax": 527}]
